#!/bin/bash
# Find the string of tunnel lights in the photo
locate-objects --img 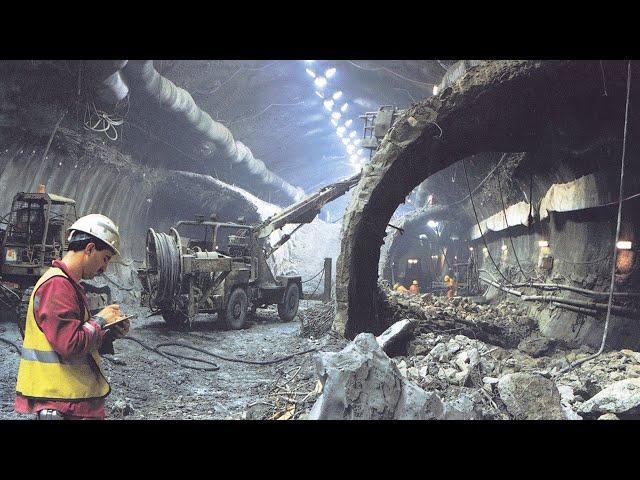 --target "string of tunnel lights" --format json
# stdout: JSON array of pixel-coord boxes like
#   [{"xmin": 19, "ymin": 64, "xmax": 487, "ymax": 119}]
[{"xmin": 303, "ymin": 61, "xmax": 367, "ymax": 173}]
